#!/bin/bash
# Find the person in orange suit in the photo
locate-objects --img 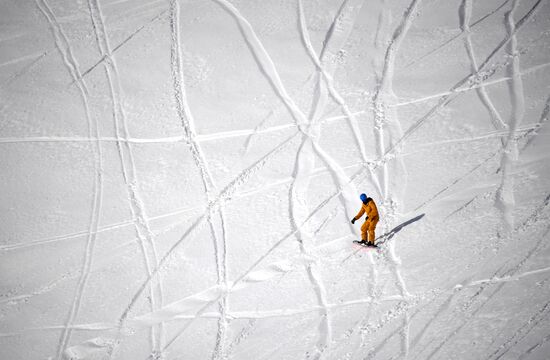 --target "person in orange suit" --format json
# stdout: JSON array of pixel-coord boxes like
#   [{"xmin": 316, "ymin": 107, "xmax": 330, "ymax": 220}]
[{"xmin": 351, "ymin": 193, "xmax": 379, "ymax": 246}]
